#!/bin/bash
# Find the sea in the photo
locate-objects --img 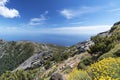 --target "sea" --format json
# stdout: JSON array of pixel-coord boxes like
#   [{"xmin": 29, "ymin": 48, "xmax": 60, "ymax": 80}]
[{"xmin": 0, "ymin": 34, "xmax": 94, "ymax": 46}]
